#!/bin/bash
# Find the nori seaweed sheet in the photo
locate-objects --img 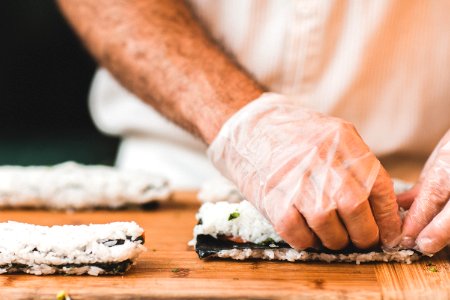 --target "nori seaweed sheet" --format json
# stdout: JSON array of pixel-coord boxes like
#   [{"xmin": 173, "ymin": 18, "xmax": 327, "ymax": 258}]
[
  {"xmin": 195, "ymin": 234, "xmax": 390, "ymax": 259},
  {"xmin": 141, "ymin": 201, "xmax": 160, "ymax": 210},
  {"xmin": 103, "ymin": 235, "xmax": 145, "ymax": 246},
  {"xmin": 1, "ymin": 259, "xmax": 134, "ymax": 275},
  {"xmin": 0, "ymin": 200, "xmax": 161, "ymax": 211}
]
